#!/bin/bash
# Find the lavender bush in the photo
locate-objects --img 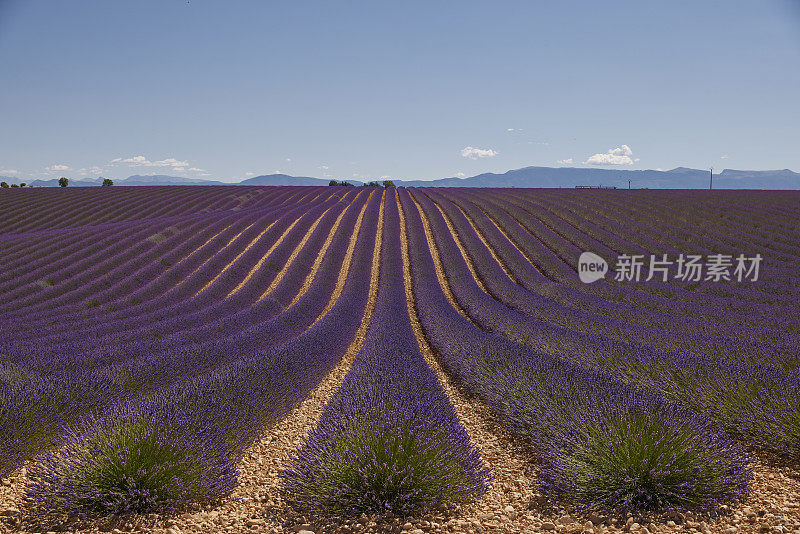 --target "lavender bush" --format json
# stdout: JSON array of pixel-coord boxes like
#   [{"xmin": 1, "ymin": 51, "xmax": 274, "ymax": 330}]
[
  {"xmin": 539, "ymin": 401, "xmax": 752, "ymax": 513},
  {"xmin": 415, "ymin": 189, "xmax": 800, "ymax": 462},
  {"xmin": 281, "ymin": 191, "xmax": 489, "ymax": 514},
  {"xmin": 398, "ymin": 187, "xmax": 753, "ymax": 514},
  {"xmin": 24, "ymin": 403, "xmax": 237, "ymax": 515}
]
